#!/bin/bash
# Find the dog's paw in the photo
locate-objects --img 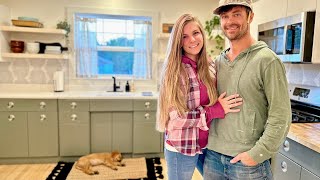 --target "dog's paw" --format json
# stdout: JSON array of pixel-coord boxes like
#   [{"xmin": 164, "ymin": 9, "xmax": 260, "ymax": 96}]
[
  {"xmin": 94, "ymin": 171, "xmax": 99, "ymax": 175},
  {"xmin": 112, "ymin": 167, "xmax": 118, "ymax": 170},
  {"xmin": 121, "ymin": 163, "xmax": 126, "ymax": 167}
]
